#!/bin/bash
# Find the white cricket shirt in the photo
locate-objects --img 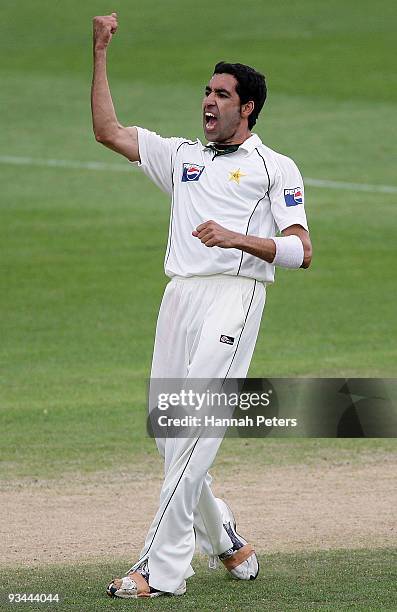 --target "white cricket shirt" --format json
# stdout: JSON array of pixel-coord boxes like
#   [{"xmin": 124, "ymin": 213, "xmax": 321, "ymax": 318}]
[{"xmin": 132, "ymin": 128, "xmax": 308, "ymax": 283}]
